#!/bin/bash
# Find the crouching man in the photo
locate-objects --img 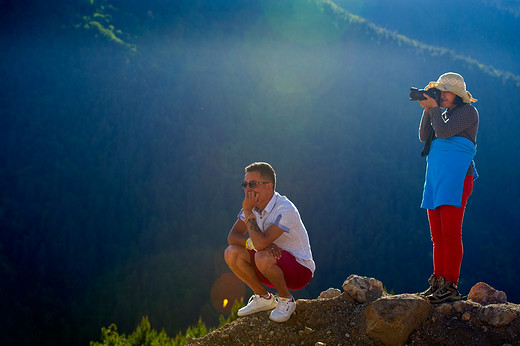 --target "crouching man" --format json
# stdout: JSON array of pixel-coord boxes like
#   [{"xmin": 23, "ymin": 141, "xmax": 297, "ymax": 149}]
[{"xmin": 224, "ymin": 162, "xmax": 315, "ymax": 322}]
